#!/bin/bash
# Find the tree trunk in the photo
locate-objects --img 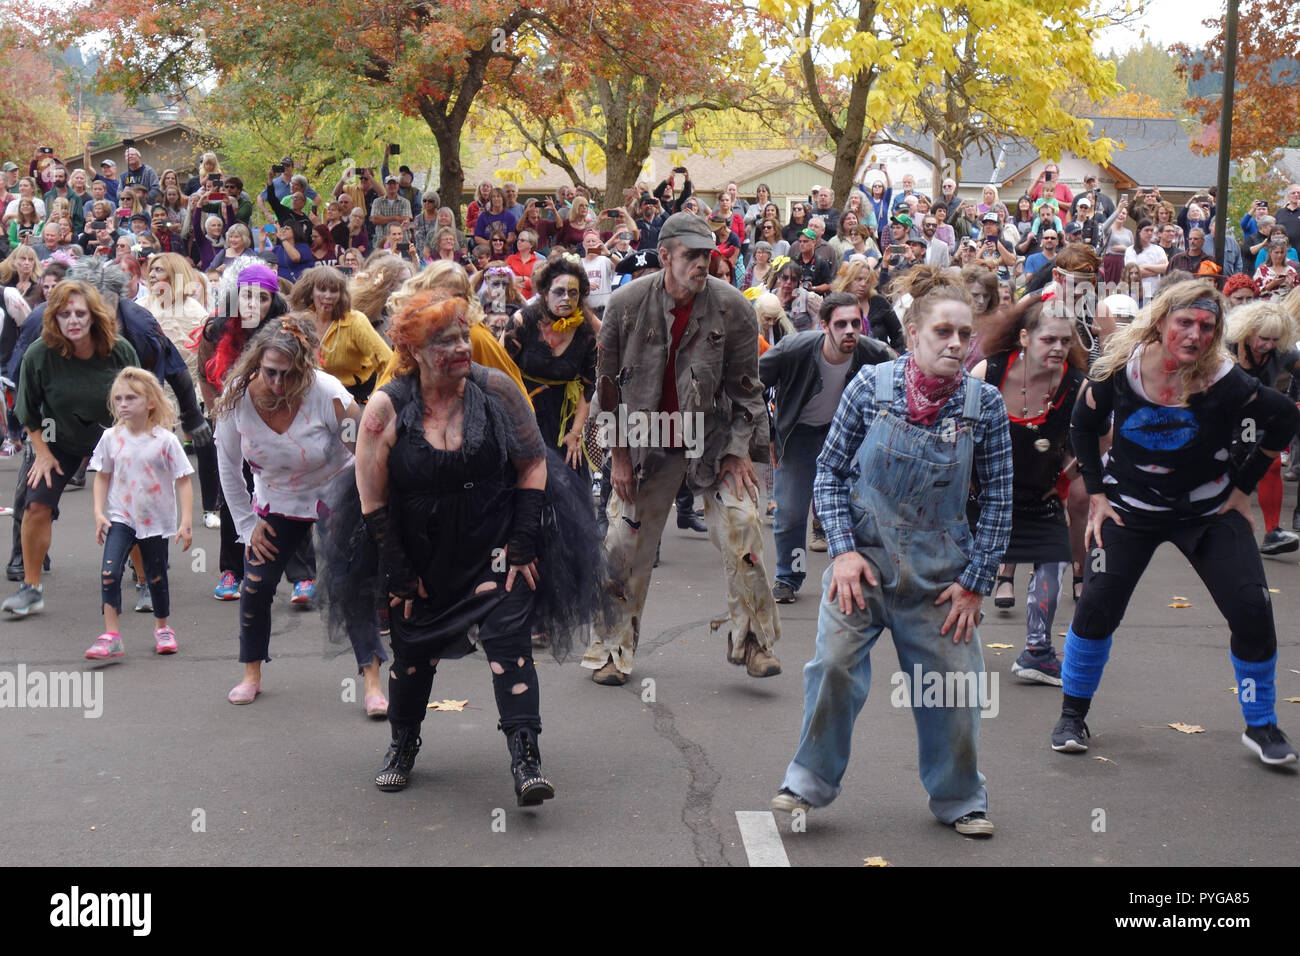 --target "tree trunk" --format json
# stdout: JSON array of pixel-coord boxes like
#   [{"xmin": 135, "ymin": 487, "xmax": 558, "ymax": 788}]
[
  {"xmin": 420, "ymin": 99, "xmax": 466, "ymax": 230},
  {"xmin": 830, "ymin": 65, "xmax": 871, "ymax": 206}
]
